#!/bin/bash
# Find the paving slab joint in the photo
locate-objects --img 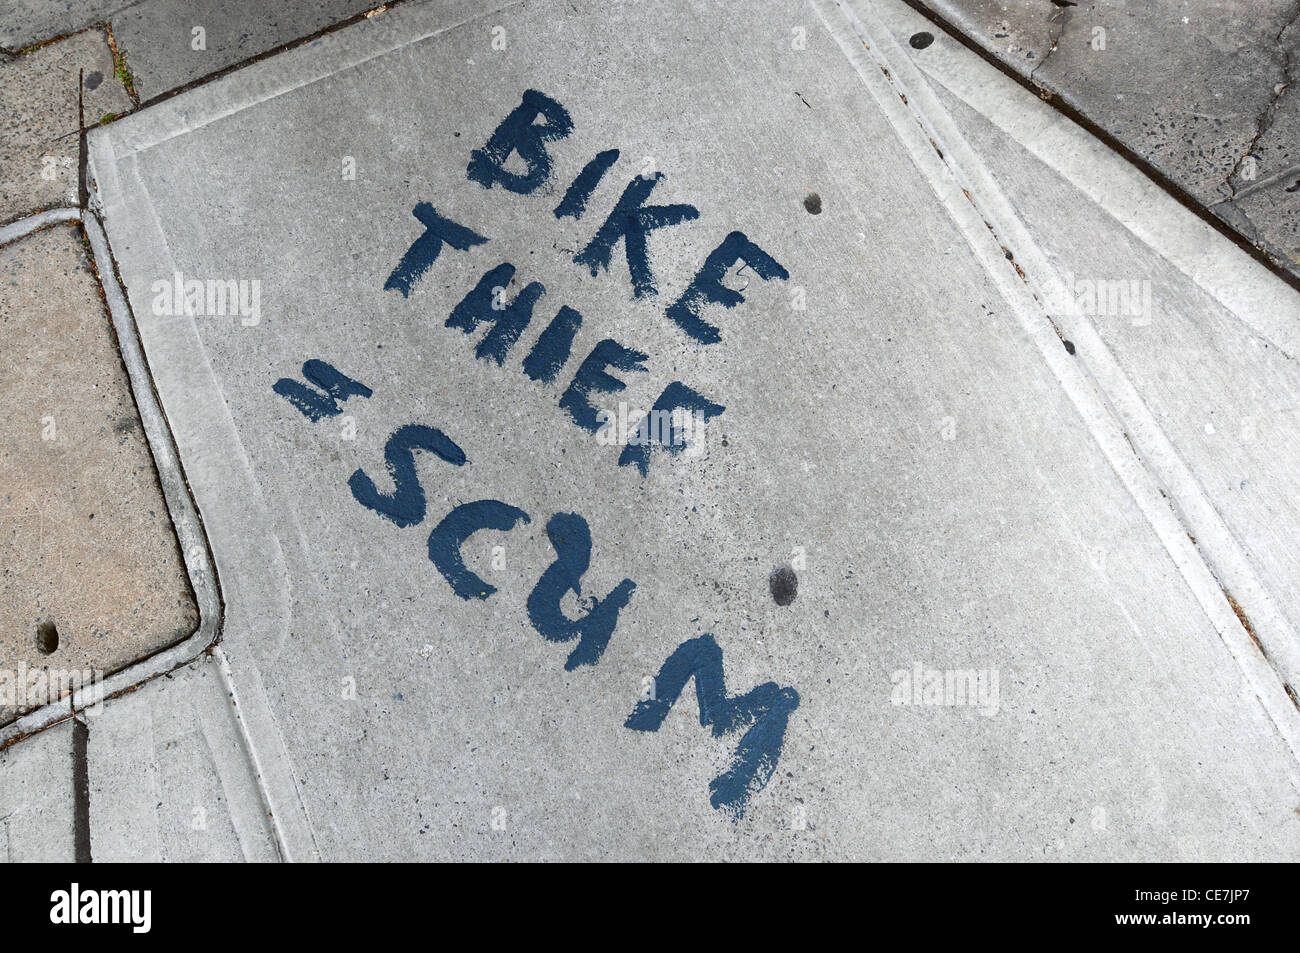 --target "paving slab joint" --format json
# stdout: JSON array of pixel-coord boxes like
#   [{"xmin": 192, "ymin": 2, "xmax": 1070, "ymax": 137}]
[
  {"xmin": 102, "ymin": 23, "xmax": 140, "ymax": 107},
  {"xmin": 0, "ymin": 24, "xmax": 100, "ymax": 58}
]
